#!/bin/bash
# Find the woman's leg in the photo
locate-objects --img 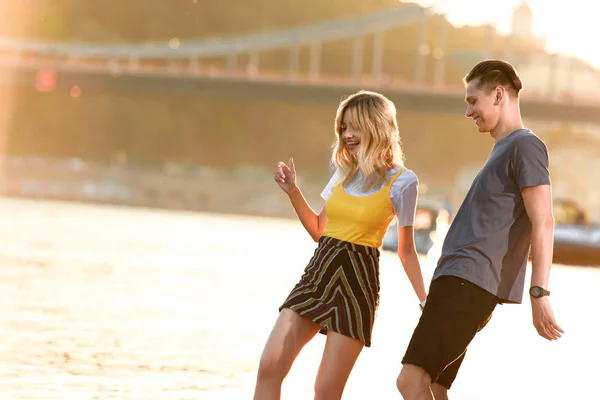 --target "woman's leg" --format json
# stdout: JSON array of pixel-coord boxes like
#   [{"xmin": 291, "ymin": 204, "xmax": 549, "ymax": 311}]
[
  {"xmin": 313, "ymin": 330, "xmax": 364, "ymax": 400},
  {"xmin": 253, "ymin": 308, "xmax": 321, "ymax": 400}
]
